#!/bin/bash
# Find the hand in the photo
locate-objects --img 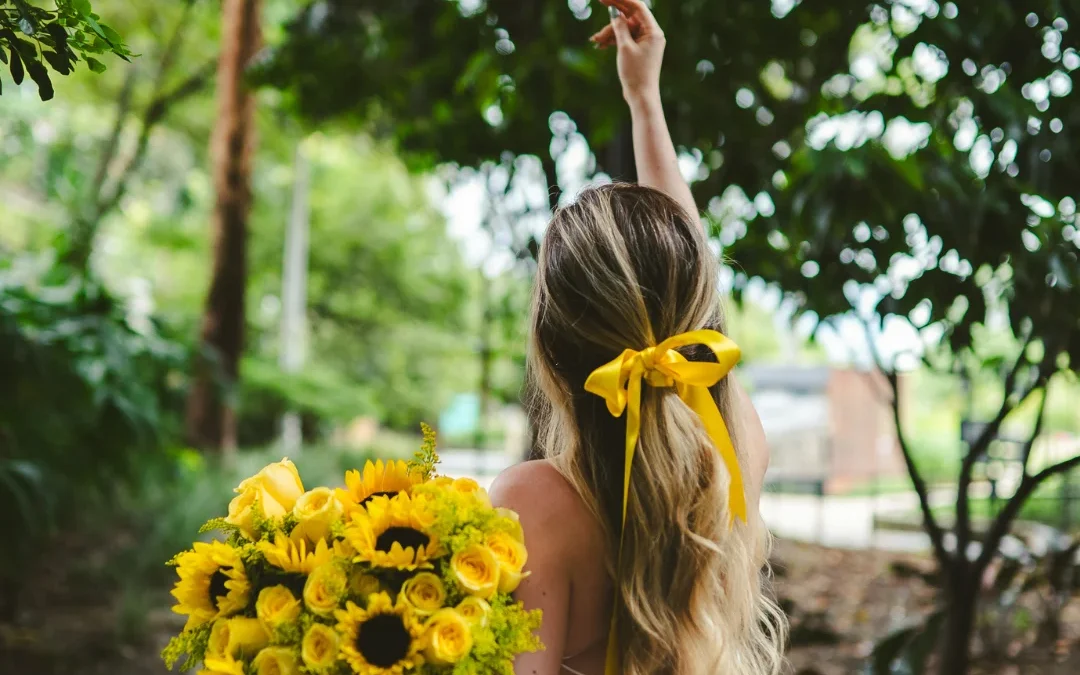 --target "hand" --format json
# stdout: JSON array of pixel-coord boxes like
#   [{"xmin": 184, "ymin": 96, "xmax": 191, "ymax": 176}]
[{"xmin": 590, "ymin": 0, "xmax": 666, "ymax": 103}]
